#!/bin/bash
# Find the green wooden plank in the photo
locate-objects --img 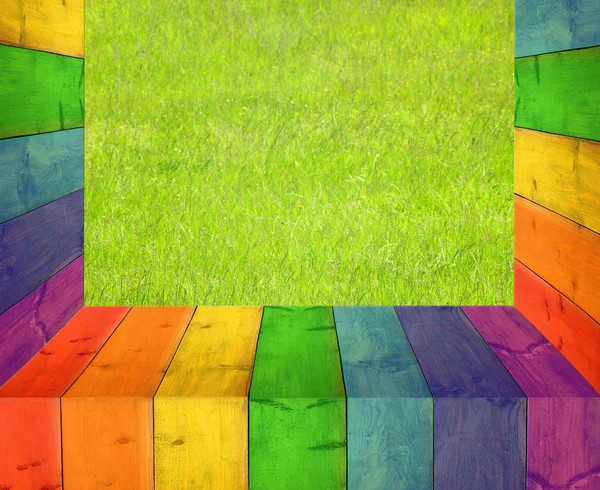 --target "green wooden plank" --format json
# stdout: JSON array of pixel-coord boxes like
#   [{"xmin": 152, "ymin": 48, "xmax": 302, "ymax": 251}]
[
  {"xmin": 0, "ymin": 45, "xmax": 84, "ymax": 139},
  {"xmin": 249, "ymin": 306, "xmax": 346, "ymax": 490},
  {"xmin": 515, "ymin": 46, "xmax": 600, "ymax": 142}
]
